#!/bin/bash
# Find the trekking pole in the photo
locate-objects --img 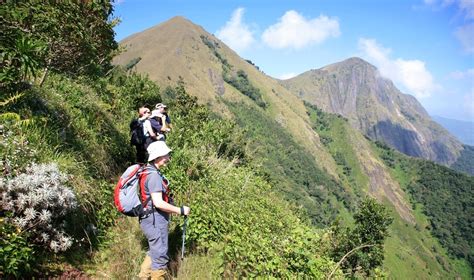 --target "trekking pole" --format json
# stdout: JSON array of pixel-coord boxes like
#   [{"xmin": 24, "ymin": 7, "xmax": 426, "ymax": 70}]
[{"xmin": 181, "ymin": 215, "xmax": 188, "ymax": 260}]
